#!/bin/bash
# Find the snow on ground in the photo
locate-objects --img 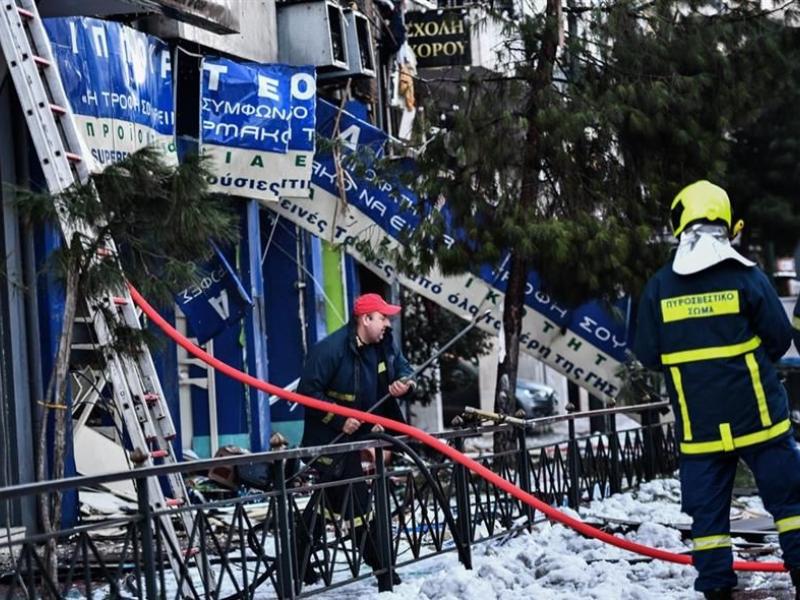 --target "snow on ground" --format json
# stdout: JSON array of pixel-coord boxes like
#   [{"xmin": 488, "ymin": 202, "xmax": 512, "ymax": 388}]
[
  {"xmin": 583, "ymin": 477, "xmax": 691, "ymax": 526},
  {"xmin": 310, "ymin": 477, "xmax": 794, "ymax": 600}
]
